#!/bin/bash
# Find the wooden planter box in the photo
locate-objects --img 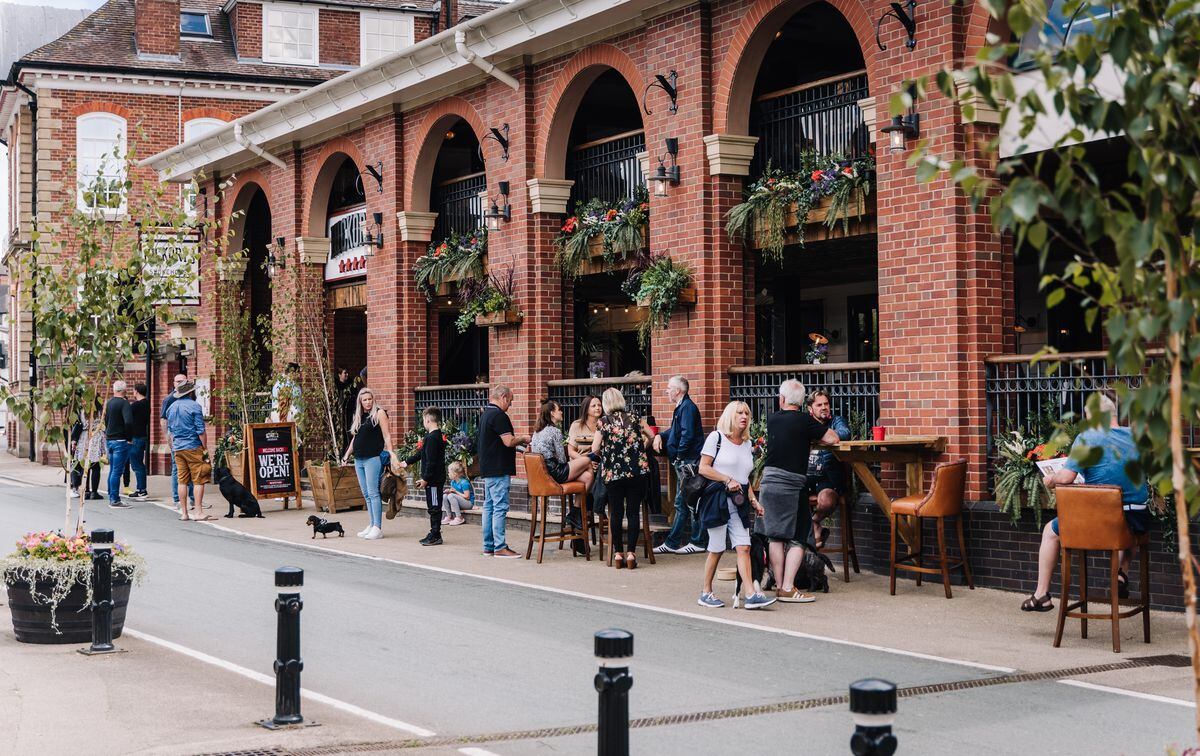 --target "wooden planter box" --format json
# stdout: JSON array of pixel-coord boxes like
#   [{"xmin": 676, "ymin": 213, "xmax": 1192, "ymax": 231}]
[
  {"xmin": 306, "ymin": 461, "xmax": 366, "ymax": 513},
  {"xmin": 636, "ymin": 286, "xmax": 697, "ymax": 309},
  {"xmin": 579, "ymin": 224, "xmax": 649, "ymax": 275},
  {"xmin": 753, "ymin": 194, "xmax": 876, "ymax": 249},
  {"xmin": 475, "ymin": 308, "xmax": 522, "ymax": 327},
  {"xmin": 225, "ymin": 451, "xmax": 247, "ymax": 487},
  {"xmin": 434, "ymin": 253, "xmax": 488, "ymax": 297}
]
